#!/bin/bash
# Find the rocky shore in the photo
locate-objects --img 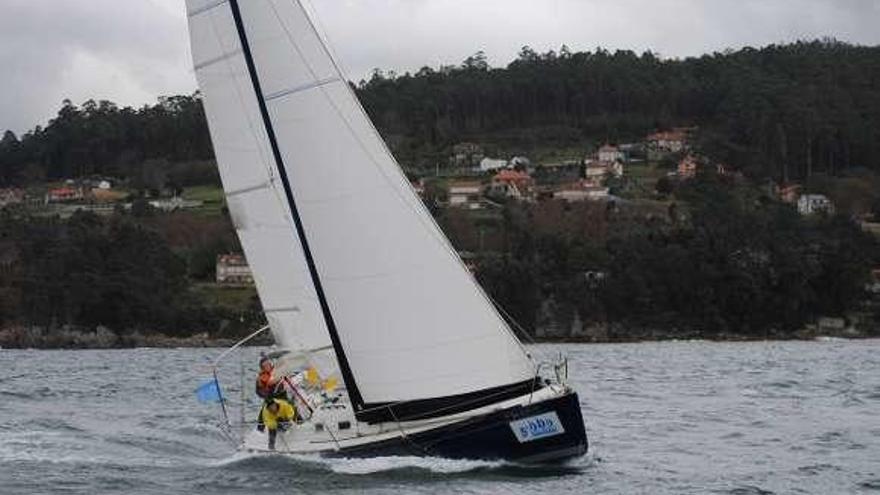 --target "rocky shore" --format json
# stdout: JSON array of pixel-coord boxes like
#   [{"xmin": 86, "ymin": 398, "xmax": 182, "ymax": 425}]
[
  {"xmin": 0, "ymin": 325, "xmax": 247, "ymax": 349},
  {"xmin": 1, "ymin": 319, "xmax": 876, "ymax": 350}
]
